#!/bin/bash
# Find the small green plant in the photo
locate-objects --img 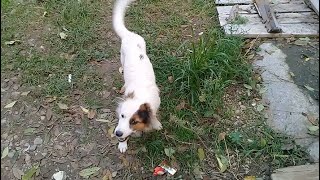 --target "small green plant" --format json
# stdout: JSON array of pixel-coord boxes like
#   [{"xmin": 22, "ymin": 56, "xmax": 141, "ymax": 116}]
[{"xmin": 231, "ymin": 15, "xmax": 249, "ymax": 25}]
